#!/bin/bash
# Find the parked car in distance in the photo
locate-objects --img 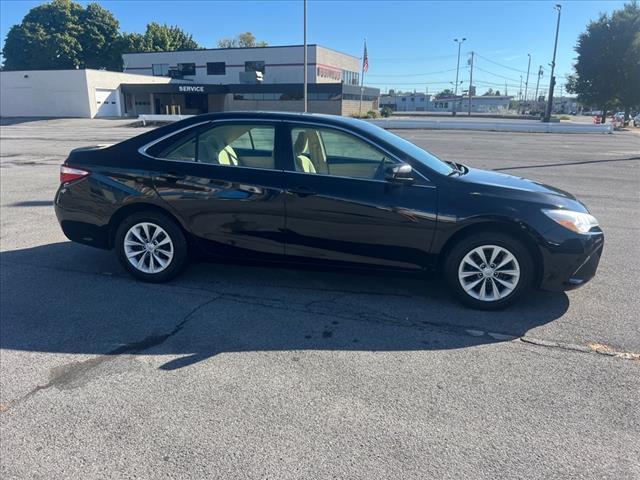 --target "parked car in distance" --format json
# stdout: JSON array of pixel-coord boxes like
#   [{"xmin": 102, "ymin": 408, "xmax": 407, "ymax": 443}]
[
  {"xmin": 634, "ymin": 113, "xmax": 640, "ymax": 127},
  {"xmin": 55, "ymin": 112, "xmax": 604, "ymax": 309}
]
